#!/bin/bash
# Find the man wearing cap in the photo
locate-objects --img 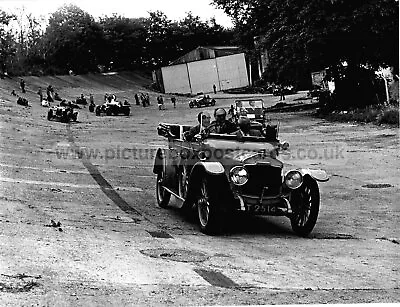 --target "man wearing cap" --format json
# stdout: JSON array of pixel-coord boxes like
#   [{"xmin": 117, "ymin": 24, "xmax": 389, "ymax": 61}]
[
  {"xmin": 184, "ymin": 111, "xmax": 211, "ymax": 141},
  {"xmin": 208, "ymin": 108, "xmax": 237, "ymax": 134}
]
